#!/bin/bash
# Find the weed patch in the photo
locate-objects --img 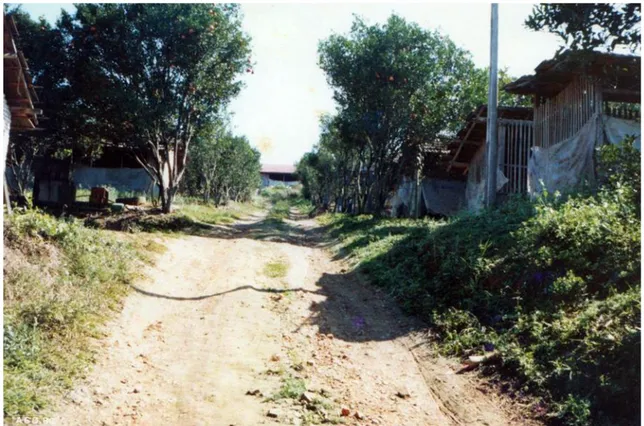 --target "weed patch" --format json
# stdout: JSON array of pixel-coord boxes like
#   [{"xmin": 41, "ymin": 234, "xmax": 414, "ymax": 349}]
[
  {"xmin": 271, "ymin": 376, "xmax": 307, "ymax": 401},
  {"xmin": 319, "ymin": 184, "xmax": 640, "ymax": 425},
  {"xmin": 264, "ymin": 260, "xmax": 289, "ymax": 279},
  {"xmin": 3, "ymin": 210, "xmax": 156, "ymax": 418}
]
